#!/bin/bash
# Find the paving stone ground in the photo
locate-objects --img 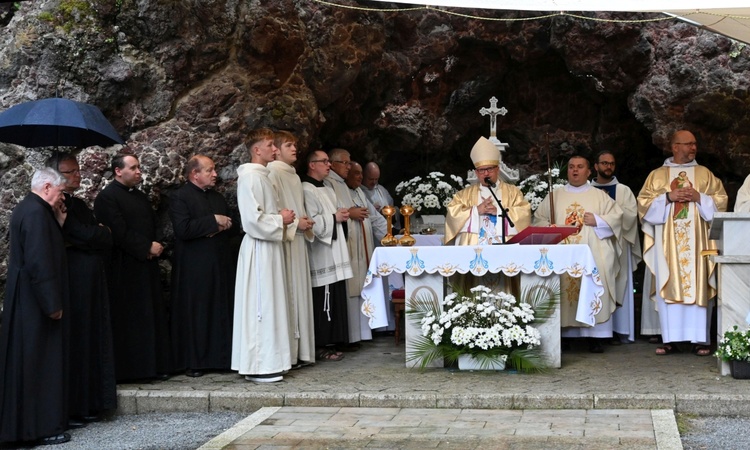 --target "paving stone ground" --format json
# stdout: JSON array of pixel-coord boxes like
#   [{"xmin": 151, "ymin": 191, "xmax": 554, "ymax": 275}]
[{"xmin": 115, "ymin": 335, "xmax": 750, "ymax": 449}]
